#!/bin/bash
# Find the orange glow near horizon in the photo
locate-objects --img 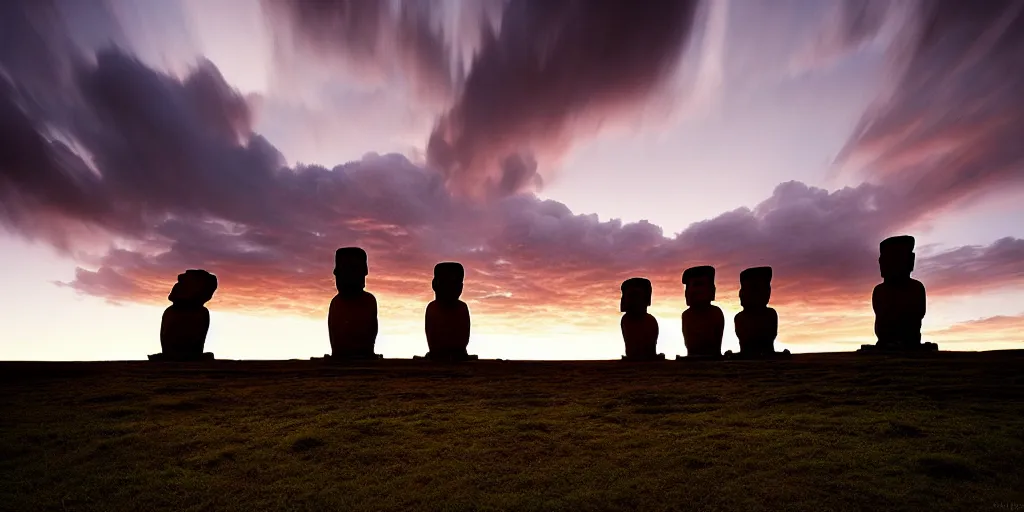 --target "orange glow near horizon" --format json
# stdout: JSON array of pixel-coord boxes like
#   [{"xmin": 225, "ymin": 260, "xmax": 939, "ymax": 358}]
[
  {"xmin": 4, "ymin": 234, "xmax": 1018, "ymax": 362},
  {"xmin": 4, "ymin": 285, "xmax": 1020, "ymax": 362}
]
